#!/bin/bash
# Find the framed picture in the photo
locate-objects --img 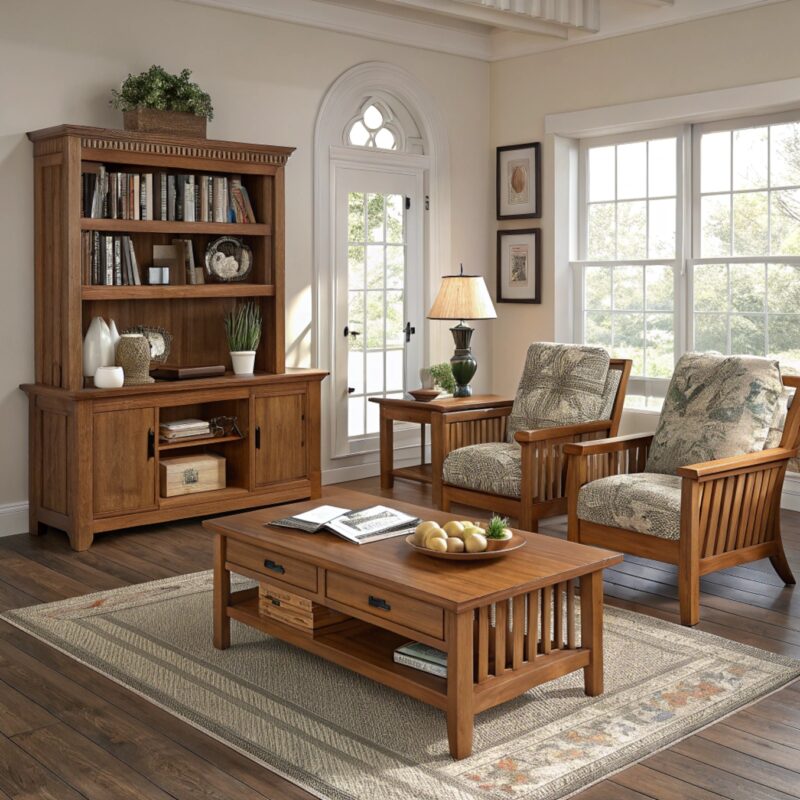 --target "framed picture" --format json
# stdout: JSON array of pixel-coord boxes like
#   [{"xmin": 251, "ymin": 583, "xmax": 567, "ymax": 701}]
[
  {"xmin": 496, "ymin": 142, "xmax": 541, "ymax": 220},
  {"xmin": 497, "ymin": 228, "xmax": 541, "ymax": 304}
]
